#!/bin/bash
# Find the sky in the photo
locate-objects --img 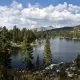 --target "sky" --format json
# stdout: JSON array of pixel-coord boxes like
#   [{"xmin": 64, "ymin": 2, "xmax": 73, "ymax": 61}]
[{"xmin": 0, "ymin": 0, "xmax": 80, "ymax": 29}]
